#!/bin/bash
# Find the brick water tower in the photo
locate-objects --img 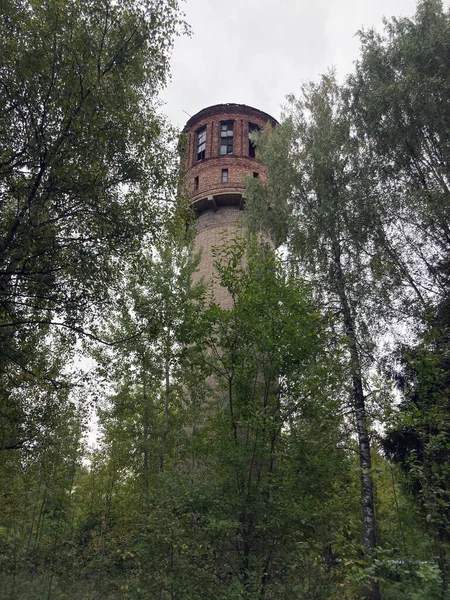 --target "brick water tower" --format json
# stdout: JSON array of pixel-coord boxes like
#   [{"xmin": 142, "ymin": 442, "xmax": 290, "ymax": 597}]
[{"xmin": 182, "ymin": 104, "xmax": 278, "ymax": 307}]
